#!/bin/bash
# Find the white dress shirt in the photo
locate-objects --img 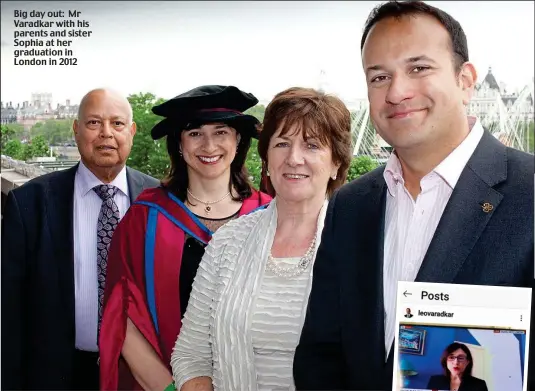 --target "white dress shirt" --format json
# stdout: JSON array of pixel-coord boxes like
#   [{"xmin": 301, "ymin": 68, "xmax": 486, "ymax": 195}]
[
  {"xmin": 73, "ymin": 160, "xmax": 130, "ymax": 352},
  {"xmin": 382, "ymin": 118, "xmax": 484, "ymax": 357}
]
